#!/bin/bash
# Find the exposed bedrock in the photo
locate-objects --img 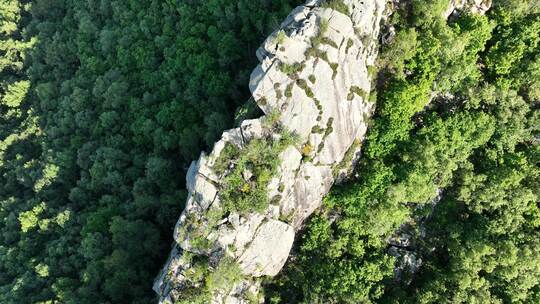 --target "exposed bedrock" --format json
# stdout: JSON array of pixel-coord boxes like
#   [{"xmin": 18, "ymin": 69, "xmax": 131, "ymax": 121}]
[
  {"xmin": 153, "ymin": 1, "xmax": 386, "ymax": 303},
  {"xmin": 445, "ymin": 0, "xmax": 492, "ymax": 17}
]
